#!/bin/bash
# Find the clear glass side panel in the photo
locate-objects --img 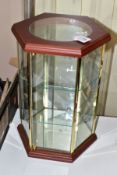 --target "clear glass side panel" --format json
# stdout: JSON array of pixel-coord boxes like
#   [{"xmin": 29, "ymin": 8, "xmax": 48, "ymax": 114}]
[
  {"xmin": 17, "ymin": 44, "xmax": 29, "ymax": 136},
  {"xmin": 76, "ymin": 48, "xmax": 101, "ymax": 148},
  {"xmin": 31, "ymin": 54, "xmax": 77, "ymax": 151}
]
